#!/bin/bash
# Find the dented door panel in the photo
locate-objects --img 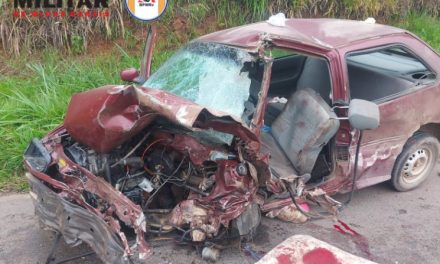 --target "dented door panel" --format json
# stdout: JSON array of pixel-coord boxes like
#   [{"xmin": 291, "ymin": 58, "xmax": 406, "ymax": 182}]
[
  {"xmin": 336, "ymin": 34, "xmax": 440, "ymax": 191},
  {"xmin": 351, "ymin": 85, "xmax": 440, "ymax": 189}
]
